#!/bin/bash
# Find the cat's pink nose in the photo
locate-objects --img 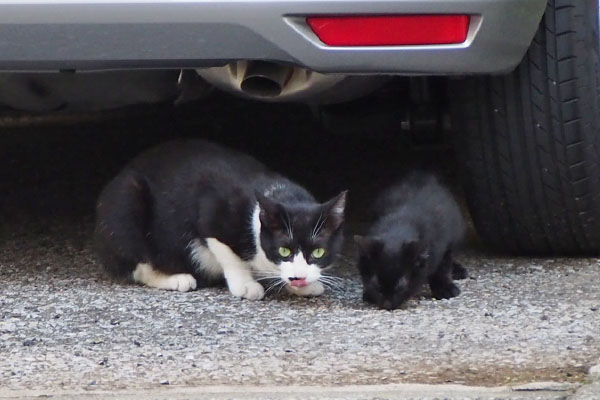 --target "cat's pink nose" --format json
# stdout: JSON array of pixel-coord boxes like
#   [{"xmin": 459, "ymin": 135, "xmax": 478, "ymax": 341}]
[{"xmin": 289, "ymin": 278, "xmax": 308, "ymax": 287}]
